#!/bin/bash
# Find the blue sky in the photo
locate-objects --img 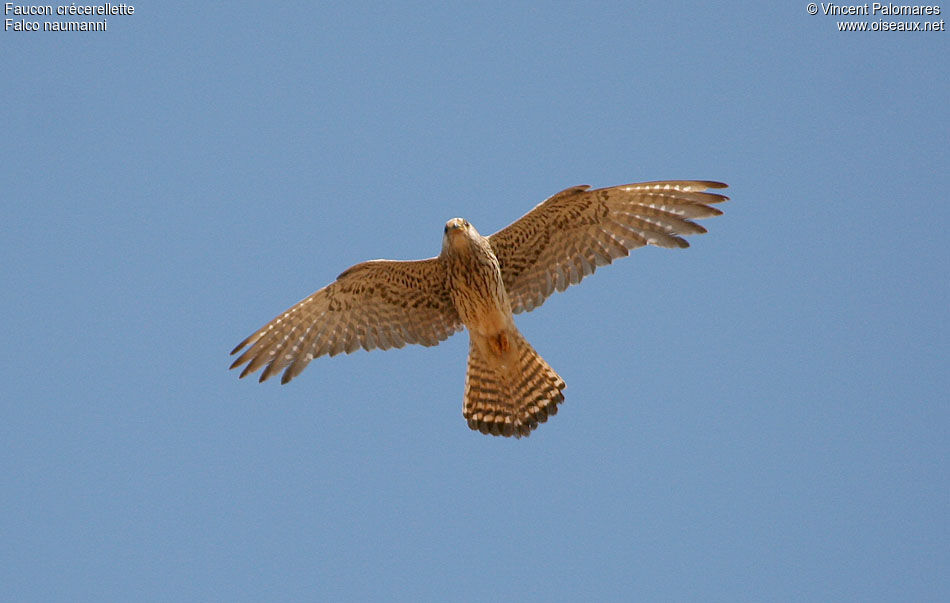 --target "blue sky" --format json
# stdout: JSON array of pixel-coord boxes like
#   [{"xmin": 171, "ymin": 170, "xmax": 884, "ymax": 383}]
[{"xmin": 3, "ymin": 2, "xmax": 947, "ymax": 601}]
